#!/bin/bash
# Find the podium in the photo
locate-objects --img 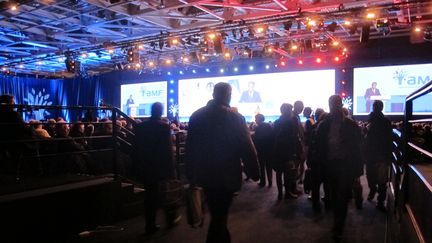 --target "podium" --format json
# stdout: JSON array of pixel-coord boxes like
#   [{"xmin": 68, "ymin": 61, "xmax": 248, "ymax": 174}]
[
  {"xmin": 370, "ymin": 95, "xmax": 391, "ymax": 111},
  {"xmin": 128, "ymin": 104, "xmax": 138, "ymax": 117}
]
